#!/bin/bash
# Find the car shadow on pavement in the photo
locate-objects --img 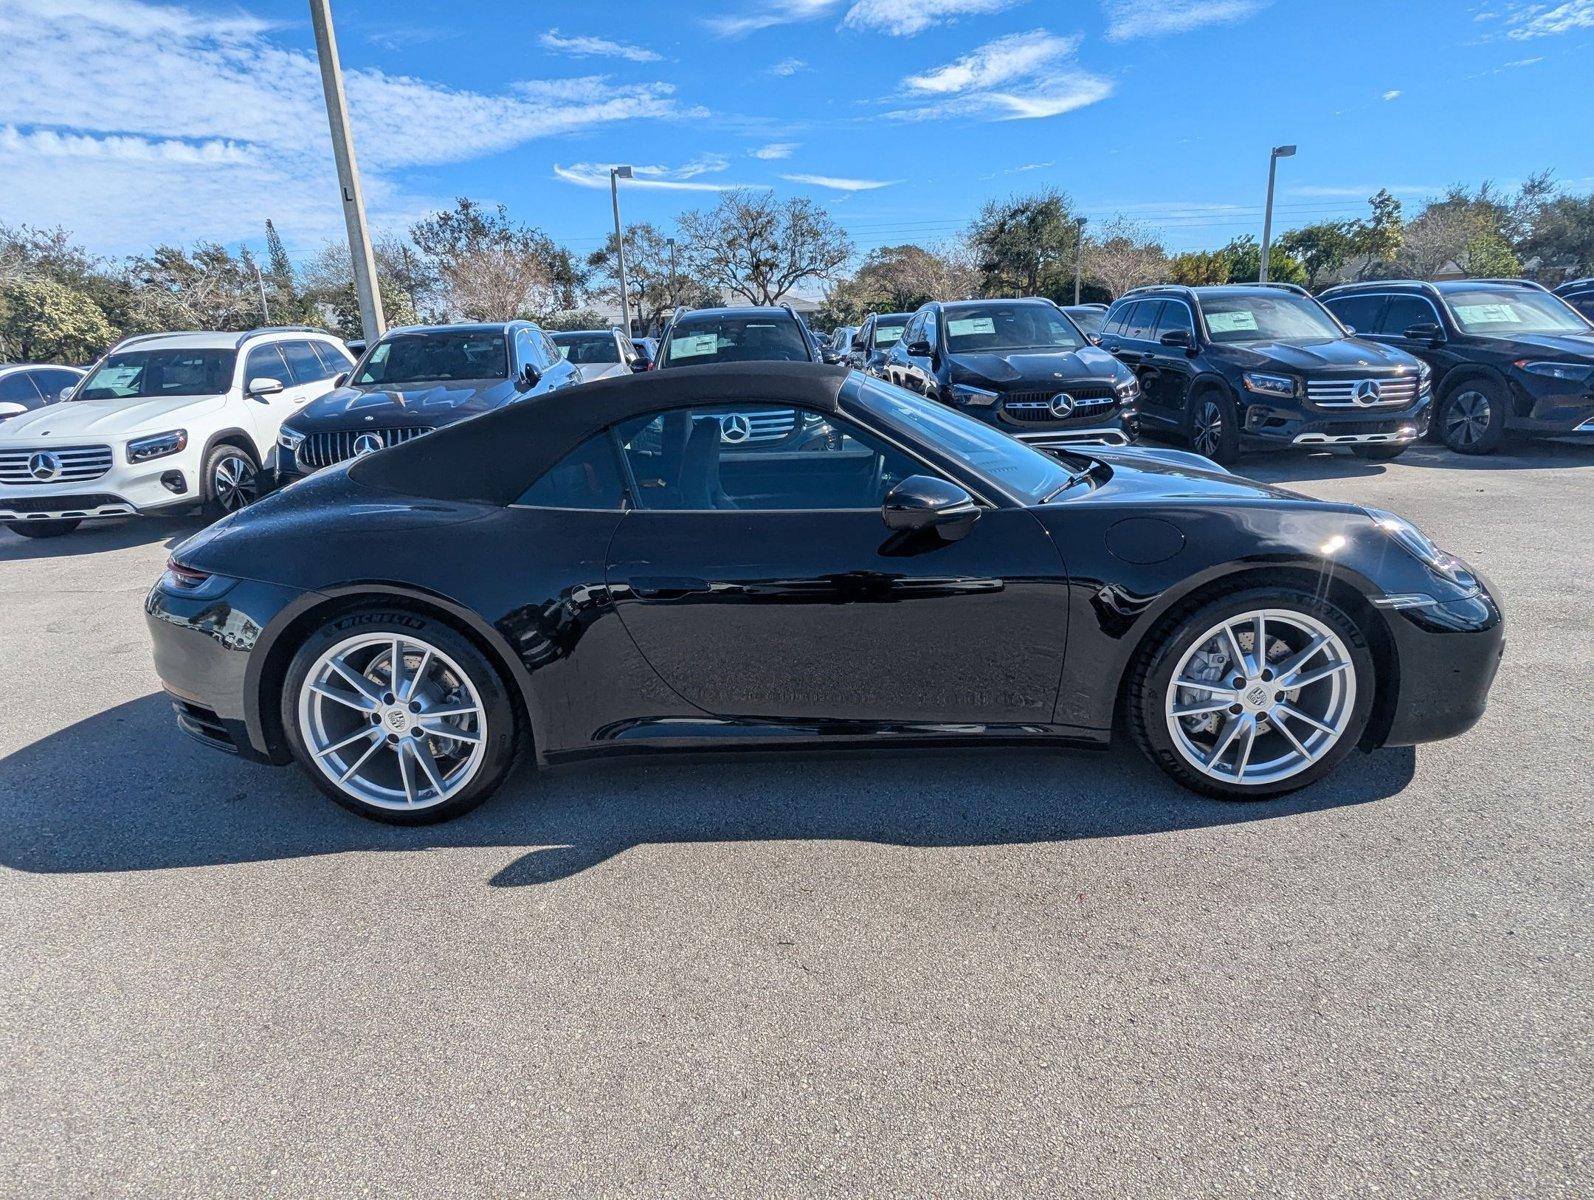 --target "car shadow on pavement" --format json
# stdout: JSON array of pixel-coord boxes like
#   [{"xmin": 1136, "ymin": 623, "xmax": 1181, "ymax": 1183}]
[
  {"xmin": 0, "ymin": 693, "xmax": 1417, "ymax": 886},
  {"xmin": 1237, "ymin": 440, "xmax": 1594, "ymax": 485},
  {"xmin": 0, "ymin": 515, "xmax": 205, "ymax": 560}
]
